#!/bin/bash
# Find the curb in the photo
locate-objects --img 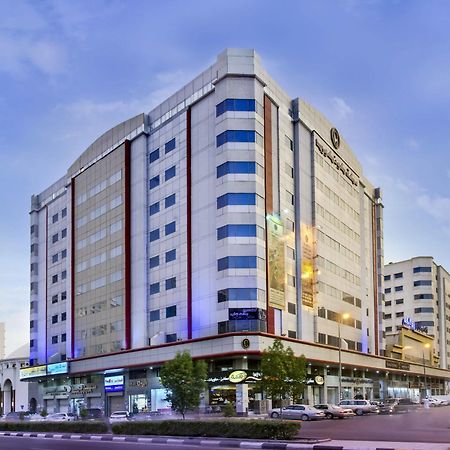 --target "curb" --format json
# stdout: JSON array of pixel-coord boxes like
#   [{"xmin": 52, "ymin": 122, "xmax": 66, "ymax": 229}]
[{"xmin": 0, "ymin": 432, "xmax": 400, "ymax": 449}]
